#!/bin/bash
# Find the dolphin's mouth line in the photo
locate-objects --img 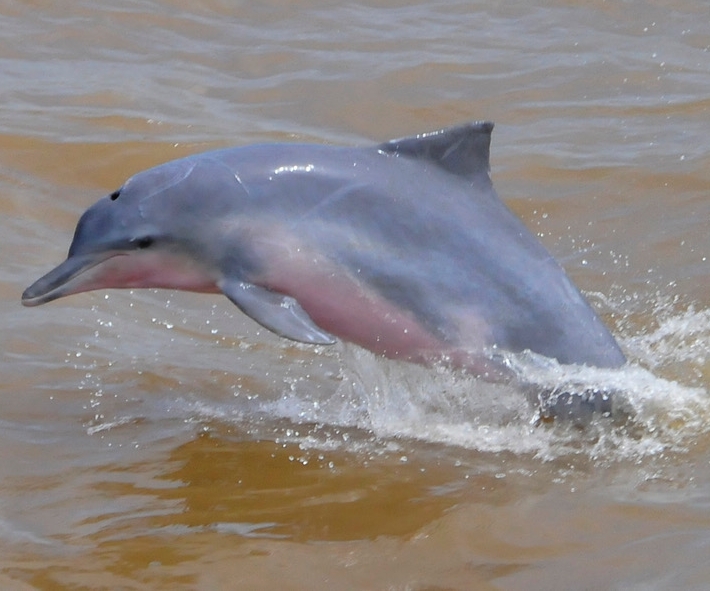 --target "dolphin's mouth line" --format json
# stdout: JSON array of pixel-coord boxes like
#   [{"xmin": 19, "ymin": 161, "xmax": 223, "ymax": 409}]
[{"xmin": 21, "ymin": 252, "xmax": 124, "ymax": 307}]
